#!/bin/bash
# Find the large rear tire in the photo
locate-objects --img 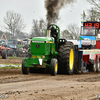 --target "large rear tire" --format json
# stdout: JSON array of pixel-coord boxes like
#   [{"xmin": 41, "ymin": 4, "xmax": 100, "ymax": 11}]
[
  {"xmin": 91, "ymin": 56, "xmax": 97, "ymax": 72},
  {"xmin": 92, "ymin": 63, "xmax": 97, "ymax": 72},
  {"xmin": 7, "ymin": 50, "xmax": 10, "ymax": 56},
  {"xmin": 57, "ymin": 42, "xmax": 74, "ymax": 75},
  {"xmin": 97, "ymin": 56, "xmax": 100, "ymax": 72},
  {"xmin": 22, "ymin": 59, "xmax": 29, "ymax": 74},
  {"xmin": 2, "ymin": 49, "xmax": 7, "ymax": 59},
  {"xmin": 7, "ymin": 49, "xmax": 13, "ymax": 56}
]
